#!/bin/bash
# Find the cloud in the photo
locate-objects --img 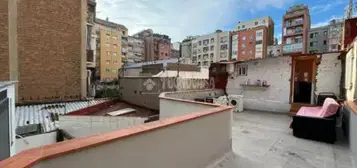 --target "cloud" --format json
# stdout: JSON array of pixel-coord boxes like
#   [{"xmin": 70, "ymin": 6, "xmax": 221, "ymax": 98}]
[
  {"xmin": 96, "ymin": 0, "xmax": 293, "ymax": 42},
  {"xmin": 310, "ymin": 0, "xmax": 345, "ymax": 13}
]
